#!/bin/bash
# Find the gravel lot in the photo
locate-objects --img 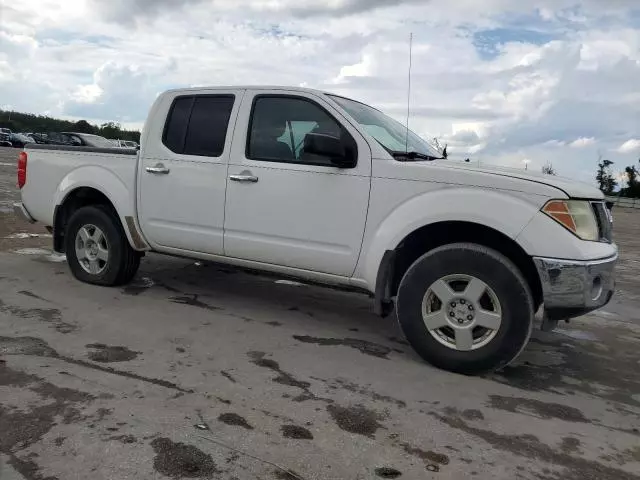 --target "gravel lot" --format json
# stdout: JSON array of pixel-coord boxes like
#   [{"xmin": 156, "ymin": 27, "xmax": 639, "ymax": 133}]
[{"xmin": 1, "ymin": 146, "xmax": 639, "ymax": 480}]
